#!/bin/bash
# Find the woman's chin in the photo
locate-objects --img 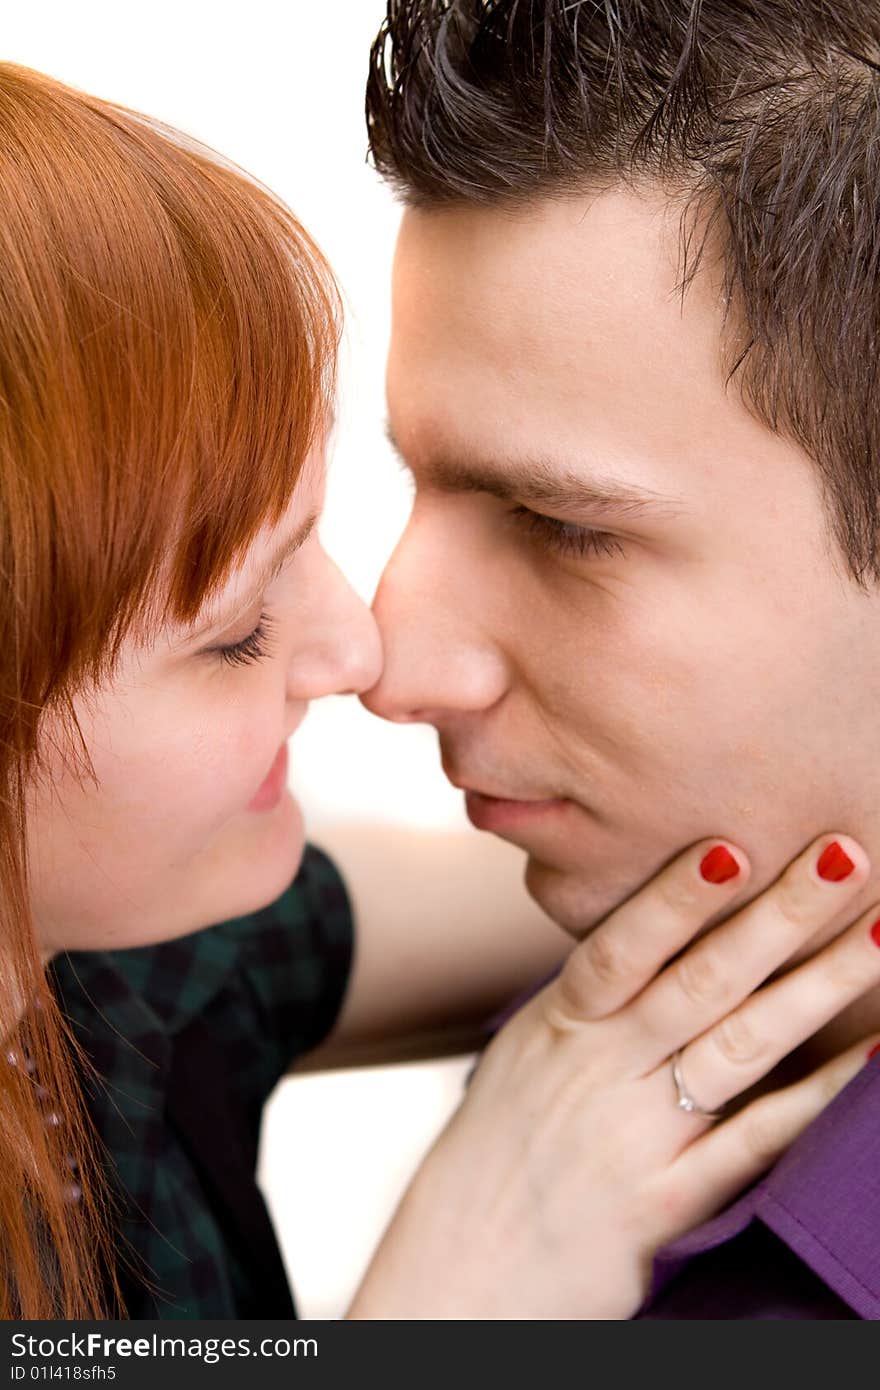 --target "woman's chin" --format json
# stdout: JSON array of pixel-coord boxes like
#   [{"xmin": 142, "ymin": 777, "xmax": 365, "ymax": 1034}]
[
  {"xmin": 196, "ymin": 787, "xmax": 307, "ymax": 925},
  {"xmin": 239, "ymin": 787, "xmax": 307, "ymax": 901},
  {"xmin": 35, "ymin": 790, "xmax": 310, "ymax": 957}
]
